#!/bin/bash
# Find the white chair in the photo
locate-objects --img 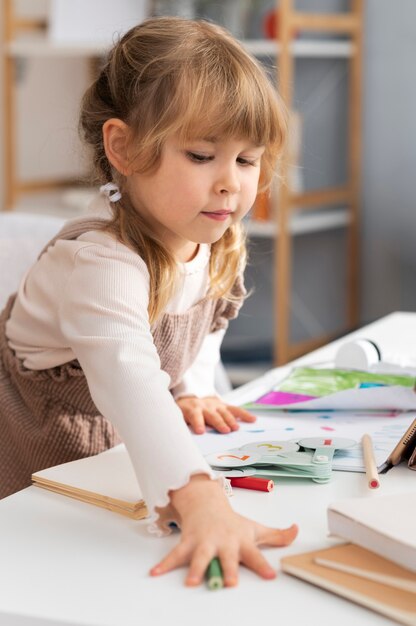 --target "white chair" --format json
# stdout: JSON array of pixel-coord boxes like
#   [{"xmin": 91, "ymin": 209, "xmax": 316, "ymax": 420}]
[{"xmin": 0, "ymin": 212, "xmax": 66, "ymax": 309}]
